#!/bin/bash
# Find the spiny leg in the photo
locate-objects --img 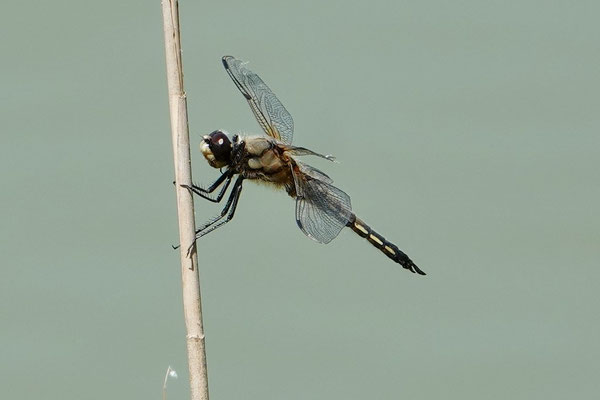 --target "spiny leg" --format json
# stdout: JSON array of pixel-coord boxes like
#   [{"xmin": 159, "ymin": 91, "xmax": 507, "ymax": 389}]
[
  {"xmin": 172, "ymin": 171, "xmax": 235, "ymax": 250},
  {"xmin": 185, "ymin": 176, "xmax": 244, "ymax": 256},
  {"xmin": 181, "ymin": 170, "xmax": 233, "ymax": 203},
  {"xmin": 195, "ymin": 180, "xmax": 244, "ymax": 238}
]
